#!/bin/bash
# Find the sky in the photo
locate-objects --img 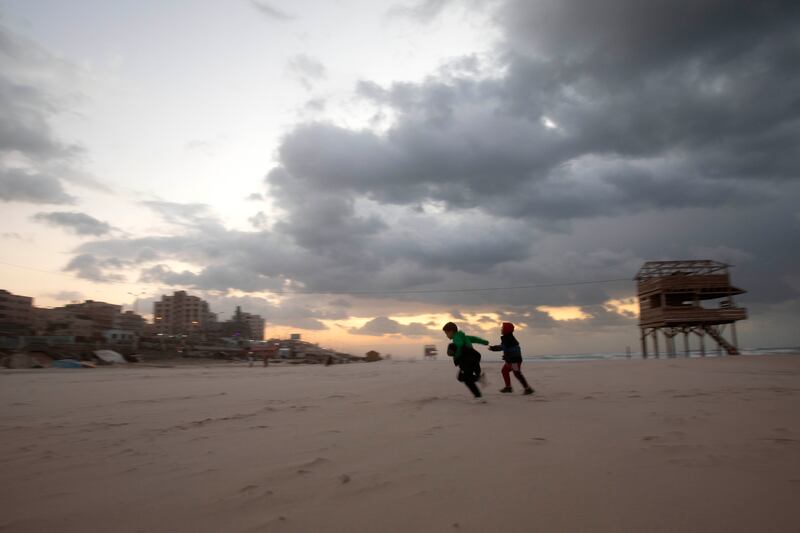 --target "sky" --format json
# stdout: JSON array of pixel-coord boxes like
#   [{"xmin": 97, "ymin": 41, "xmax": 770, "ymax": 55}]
[{"xmin": 1, "ymin": 0, "xmax": 799, "ymax": 358}]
